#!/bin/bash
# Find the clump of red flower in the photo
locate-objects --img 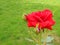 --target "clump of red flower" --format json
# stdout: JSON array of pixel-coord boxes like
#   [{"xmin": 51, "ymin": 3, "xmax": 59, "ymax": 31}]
[{"xmin": 25, "ymin": 9, "xmax": 55, "ymax": 30}]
